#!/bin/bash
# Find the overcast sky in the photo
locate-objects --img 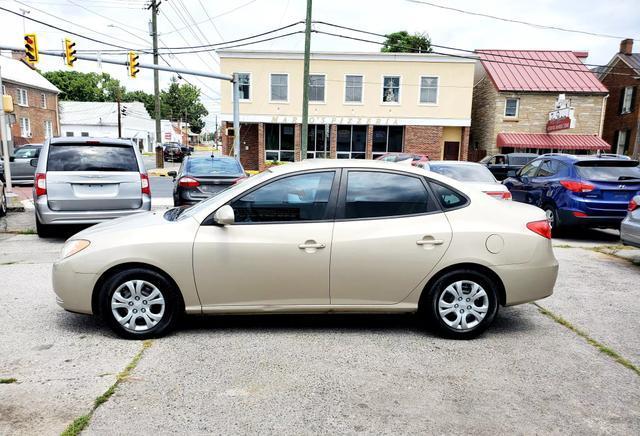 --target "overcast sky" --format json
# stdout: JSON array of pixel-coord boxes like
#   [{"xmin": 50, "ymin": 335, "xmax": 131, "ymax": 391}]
[{"xmin": 0, "ymin": 0, "xmax": 638, "ymax": 131}]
